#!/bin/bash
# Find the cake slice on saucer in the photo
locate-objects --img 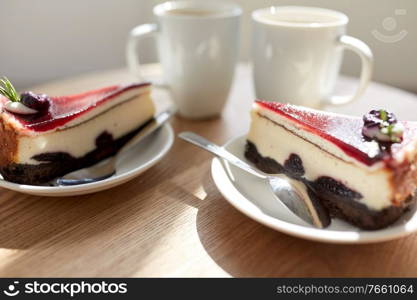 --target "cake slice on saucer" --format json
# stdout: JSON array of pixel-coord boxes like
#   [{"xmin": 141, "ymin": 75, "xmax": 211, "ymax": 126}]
[
  {"xmin": 245, "ymin": 100, "xmax": 417, "ymax": 229},
  {"xmin": 0, "ymin": 78, "xmax": 155, "ymax": 185}
]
